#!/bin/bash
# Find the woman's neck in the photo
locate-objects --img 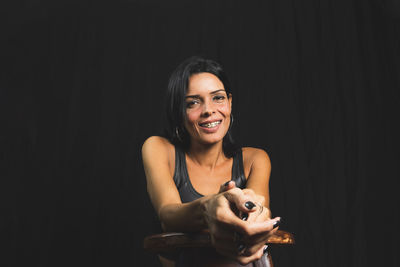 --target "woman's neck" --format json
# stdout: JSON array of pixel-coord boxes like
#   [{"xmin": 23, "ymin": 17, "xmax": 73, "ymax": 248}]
[{"xmin": 187, "ymin": 141, "xmax": 226, "ymax": 170}]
